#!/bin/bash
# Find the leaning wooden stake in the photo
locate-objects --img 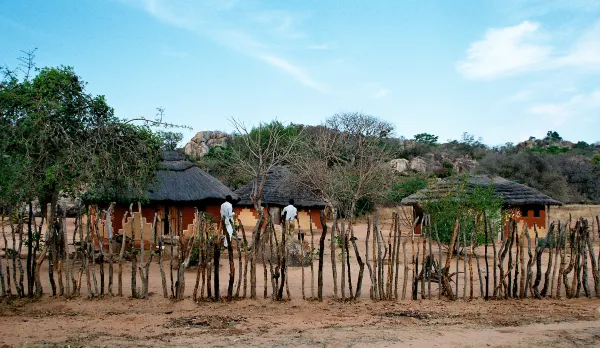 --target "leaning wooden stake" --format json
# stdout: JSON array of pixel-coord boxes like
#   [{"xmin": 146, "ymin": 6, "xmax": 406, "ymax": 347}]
[
  {"xmin": 586, "ymin": 219, "xmax": 600, "ymax": 298},
  {"xmin": 223, "ymin": 217, "xmax": 235, "ymax": 300},
  {"xmin": 193, "ymin": 212, "xmax": 204, "ymax": 301},
  {"xmin": 235, "ymin": 221, "xmax": 243, "ymax": 299},
  {"xmin": 131, "ymin": 205, "xmax": 138, "ymax": 298},
  {"xmin": 540, "ymin": 223, "xmax": 555, "ymax": 297},
  {"xmin": 365, "ymin": 217, "xmax": 374, "ymax": 300},
  {"xmin": 117, "ymin": 210, "xmax": 129, "ymax": 297},
  {"xmin": 239, "ymin": 220, "xmax": 249, "ymax": 299},
  {"xmin": 310, "ymin": 212, "xmax": 315, "ymax": 299},
  {"xmin": 401, "ymin": 225, "xmax": 409, "ymax": 300},
  {"xmin": 104, "ymin": 204, "xmax": 114, "ymax": 296},
  {"xmin": 330, "ymin": 210, "xmax": 339, "ymax": 301},
  {"xmin": 340, "ymin": 219, "xmax": 346, "ymax": 301},
  {"xmin": 317, "ymin": 211, "xmax": 328, "ymax": 301}
]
